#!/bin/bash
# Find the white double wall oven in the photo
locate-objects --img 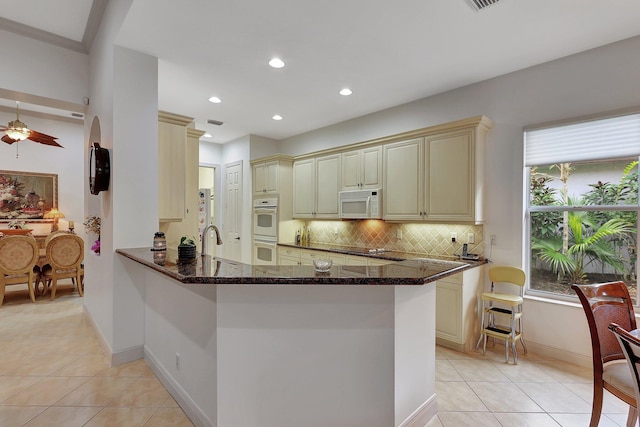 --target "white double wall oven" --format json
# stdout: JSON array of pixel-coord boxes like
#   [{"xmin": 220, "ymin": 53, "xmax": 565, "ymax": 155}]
[{"xmin": 252, "ymin": 197, "xmax": 278, "ymax": 265}]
